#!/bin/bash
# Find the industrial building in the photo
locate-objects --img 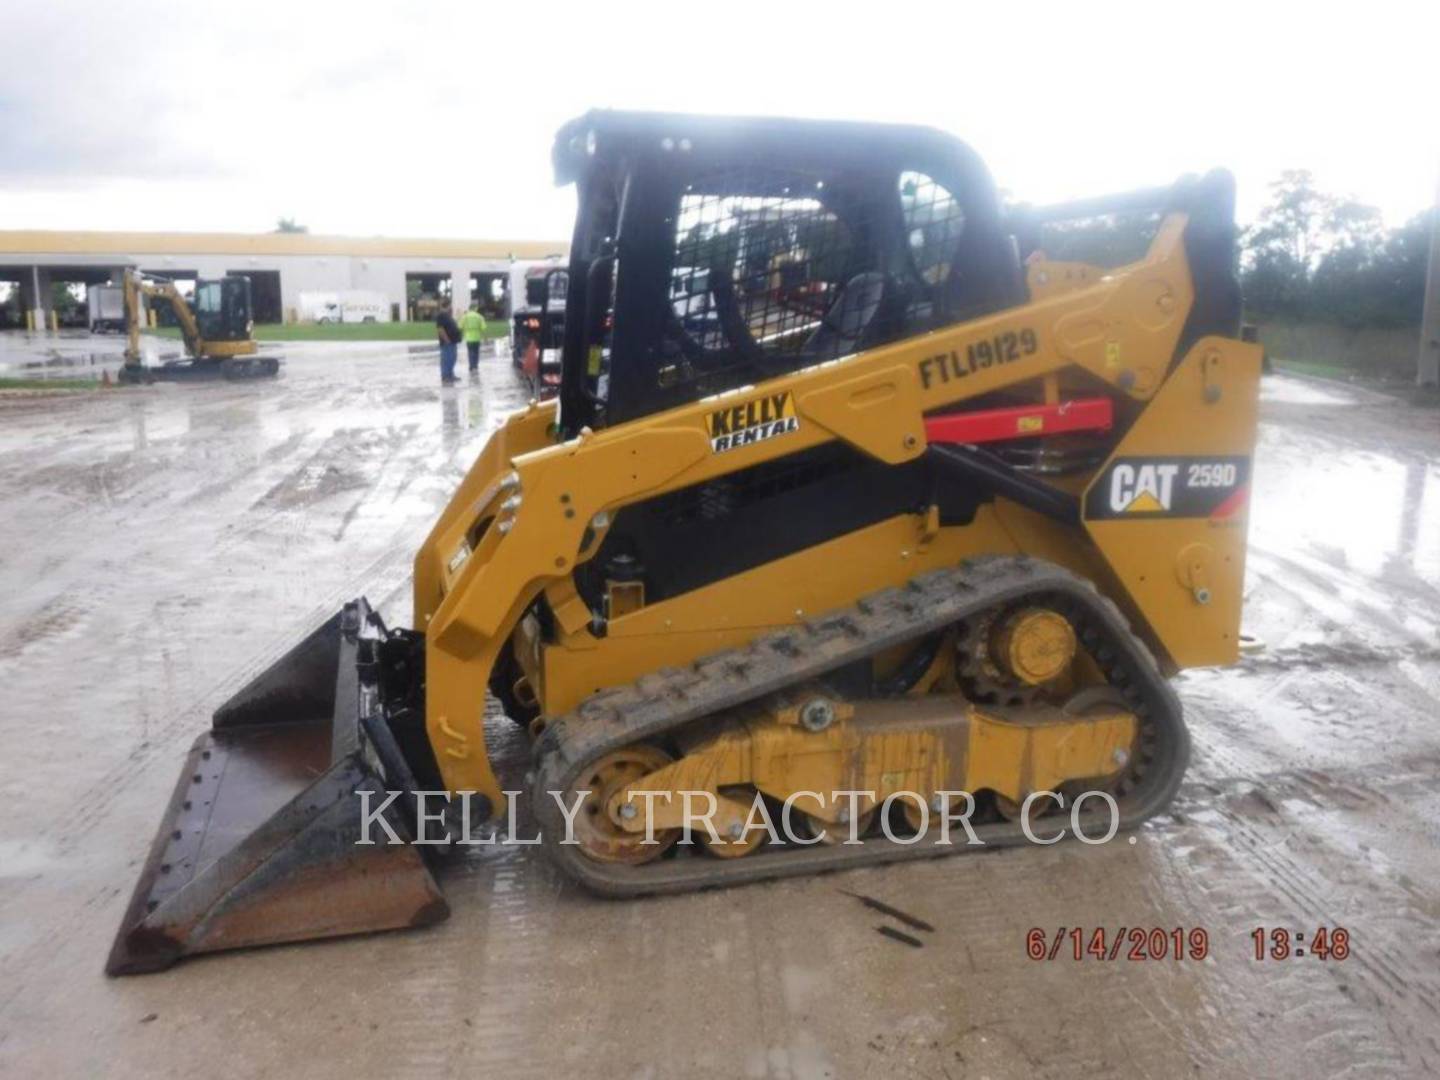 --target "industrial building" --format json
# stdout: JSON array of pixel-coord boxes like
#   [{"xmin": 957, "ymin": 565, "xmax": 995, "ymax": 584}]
[{"xmin": 0, "ymin": 230, "xmax": 568, "ymax": 329}]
